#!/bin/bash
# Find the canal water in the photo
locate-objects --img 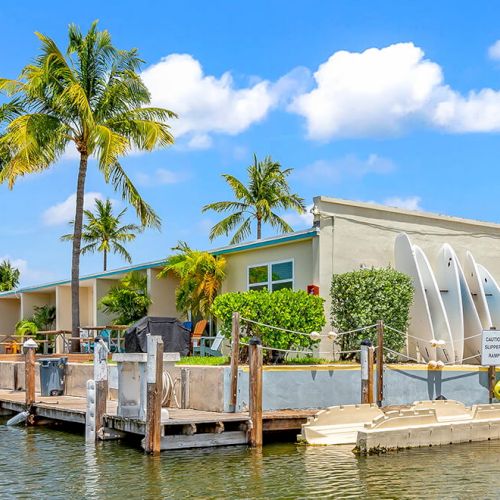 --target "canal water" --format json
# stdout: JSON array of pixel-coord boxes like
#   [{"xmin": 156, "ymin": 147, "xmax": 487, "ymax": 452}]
[{"xmin": 2, "ymin": 419, "xmax": 500, "ymax": 499}]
